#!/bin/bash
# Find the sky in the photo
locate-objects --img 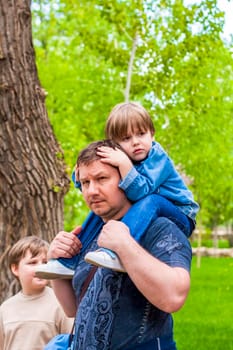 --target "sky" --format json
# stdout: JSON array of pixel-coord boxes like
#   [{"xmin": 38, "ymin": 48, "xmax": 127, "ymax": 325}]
[
  {"xmin": 218, "ymin": 0, "xmax": 233, "ymax": 39},
  {"xmin": 184, "ymin": 0, "xmax": 233, "ymax": 40}
]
